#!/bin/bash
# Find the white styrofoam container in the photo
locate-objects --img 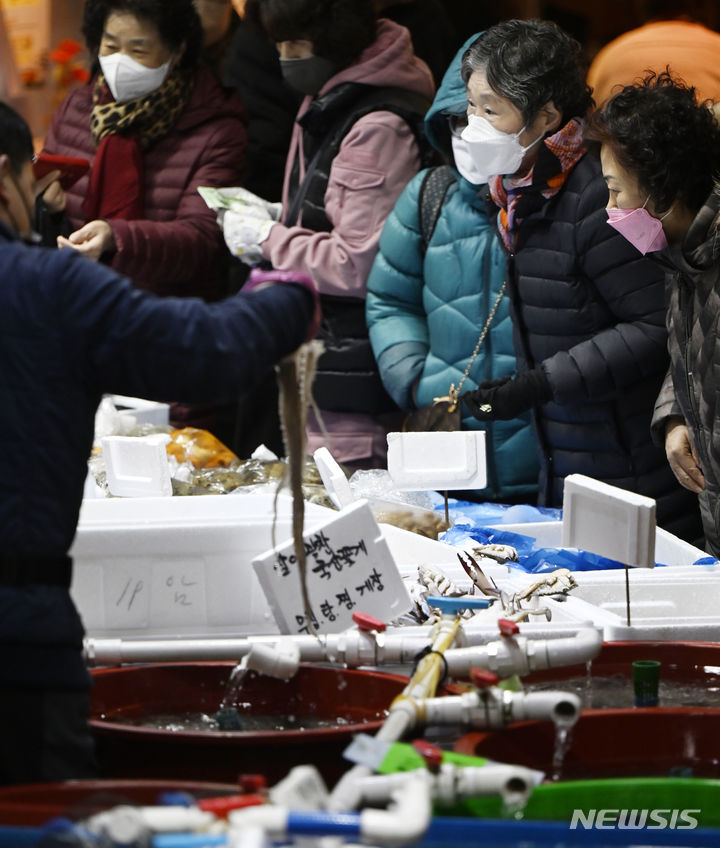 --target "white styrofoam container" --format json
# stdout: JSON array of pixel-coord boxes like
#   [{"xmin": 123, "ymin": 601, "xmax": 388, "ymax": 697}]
[
  {"xmin": 70, "ymin": 493, "xmax": 334, "ymax": 638},
  {"xmin": 560, "ymin": 566, "xmax": 720, "ymax": 641},
  {"xmin": 561, "ymin": 474, "xmax": 656, "ymax": 567},
  {"xmin": 489, "ymin": 521, "xmax": 707, "ymax": 567},
  {"xmin": 110, "ymin": 394, "xmax": 170, "ymax": 427},
  {"xmin": 386, "ymin": 430, "xmax": 487, "ymax": 491},
  {"xmin": 485, "ymin": 519, "xmax": 719, "ymax": 641},
  {"xmin": 102, "ymin": 433, "xmax": 173, "ymax": 498}
]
